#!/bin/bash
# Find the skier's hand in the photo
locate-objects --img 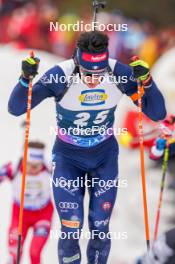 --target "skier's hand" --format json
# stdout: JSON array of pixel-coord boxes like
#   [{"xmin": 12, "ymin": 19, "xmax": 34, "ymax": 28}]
[
  {"xmin": 22, "ymin": 56, "xmax": 40, "ymax": 79},
  {"xmin": 156, "ymin": 137, "xmax": 166, "ymax": 150},
  {"xmin": 130, "ymin": 56, "xmax": 152, "ymax": 86}
]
